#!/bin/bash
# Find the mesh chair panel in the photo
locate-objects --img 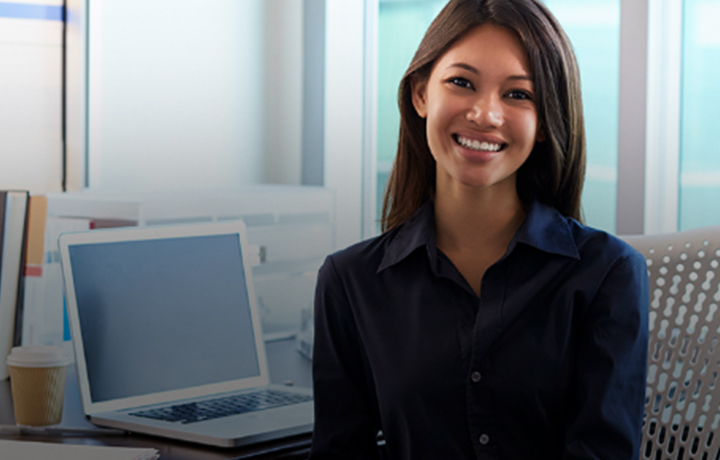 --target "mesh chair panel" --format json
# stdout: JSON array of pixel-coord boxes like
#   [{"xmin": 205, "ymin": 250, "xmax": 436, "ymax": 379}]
[{"xmin": 624, "ymin": 227, "xmax": 720, "ymax": 460}]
